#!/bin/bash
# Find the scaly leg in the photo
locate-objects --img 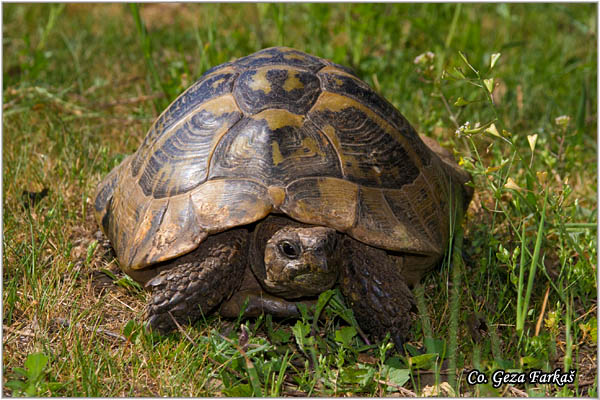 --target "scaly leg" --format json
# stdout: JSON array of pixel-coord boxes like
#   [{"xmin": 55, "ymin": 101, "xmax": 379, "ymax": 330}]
[
  {"xmin": 219, "ymin": 263, "xmax": 315, "ymax": 319},
  {"xmin": 339, "ymin": 237, "xmax": 416, "ymax": 351},
  {"xmin": 145, "ymin": 229, "xmax": 248, "ymax": 332}
]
